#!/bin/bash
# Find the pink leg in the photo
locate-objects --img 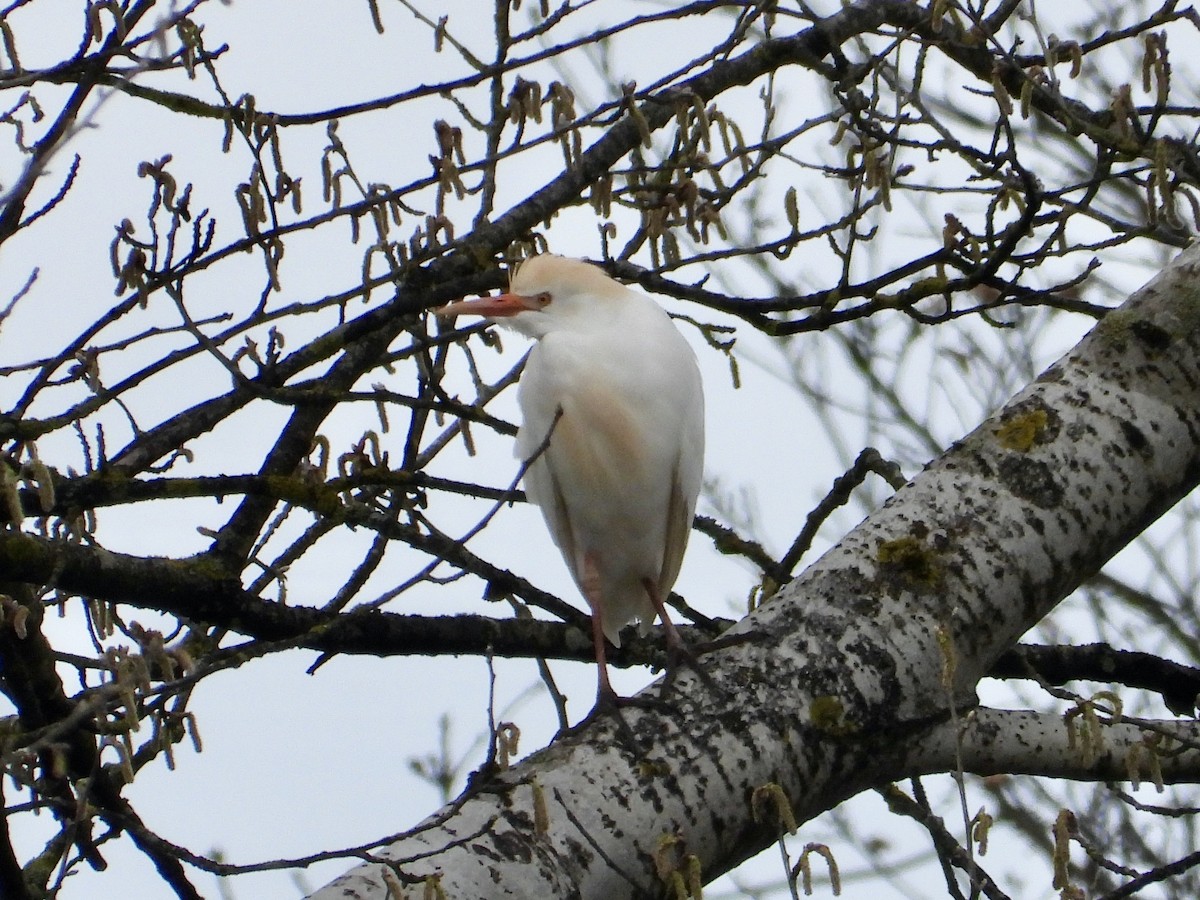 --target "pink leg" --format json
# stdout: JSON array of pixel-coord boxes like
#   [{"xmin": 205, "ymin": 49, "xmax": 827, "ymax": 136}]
[
  {"xmin": 642, "ymin": 578, "xmax": 716, "ymax": 695},
  {"xmin": 581, "ymin": 554, "xmax": 617, "ymax": 700},
  {"xmin": 642, "ymin": 578, "xmax": 684, "ymax": 649}
]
